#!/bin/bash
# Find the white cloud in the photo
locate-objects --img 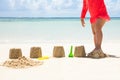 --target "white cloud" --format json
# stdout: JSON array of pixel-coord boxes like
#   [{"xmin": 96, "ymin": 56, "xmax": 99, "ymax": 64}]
[
  {"xmin": 9, "ymin": 0, "xmax": 76, "ymax": 11},
  {"xmin": 6, "ymin": 0, "xmax": 120, "ymax": 17},
  {"xmin": 51, "ymin": 0, "xmax": 64, "ymax": 6},
  {"xmin": 64, "ymin": 0, "xmax": 73, "ymax": 8},
  {"xmin": 19, "ymin": 0, "xmax": 41, "ymax": 10},
  {"xmin": 9, "ymin": 0, "xmax": 16, "ymax": 9},
  {"xmin": 105, "ymin": 0, "xmax": 120, "ymax": 17},
  {"xmin": 50, "ymin": 0, "xmax": 66, "ymax": 10},
  {"xmin": 20, "ymin": 0, "xmax": 25, "ymax": 5},
  {"xmin": 26, "ymin": 0, "xmax": 41, "ymax": 10}
]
